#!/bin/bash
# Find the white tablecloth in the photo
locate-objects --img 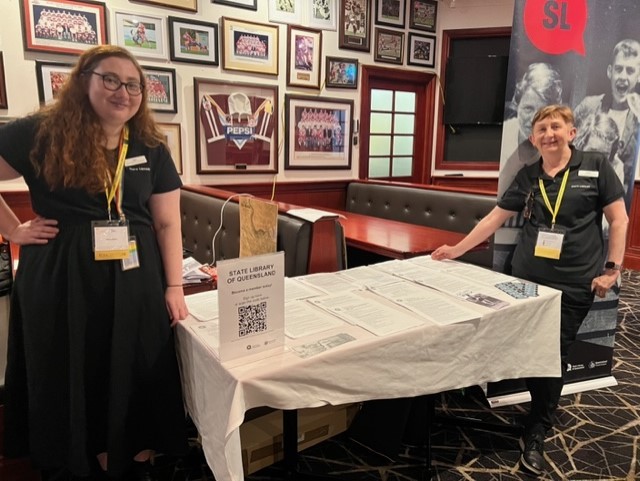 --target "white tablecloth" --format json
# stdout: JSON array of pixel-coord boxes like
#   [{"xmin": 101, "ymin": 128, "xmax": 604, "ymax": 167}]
[{"xmin": 175, "ymin": 270, "xmax": 561, "ymax": 481}]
